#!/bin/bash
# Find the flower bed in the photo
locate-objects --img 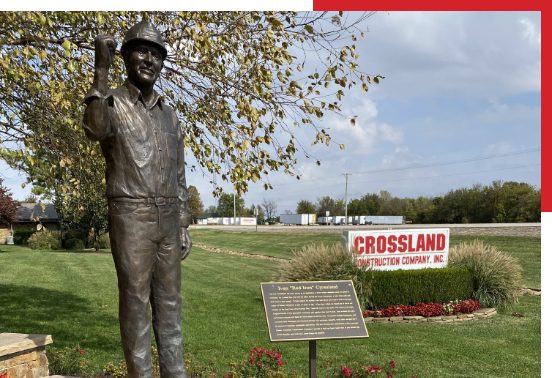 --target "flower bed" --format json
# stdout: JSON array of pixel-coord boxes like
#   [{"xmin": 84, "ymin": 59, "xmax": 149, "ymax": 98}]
[
  {"xmin": 224, "ymin": 348, "xmax": 418, "ymax": 377},
  {"xmin": 363, "ymin": 299, "xmax": 481, "ymax": 318}
]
